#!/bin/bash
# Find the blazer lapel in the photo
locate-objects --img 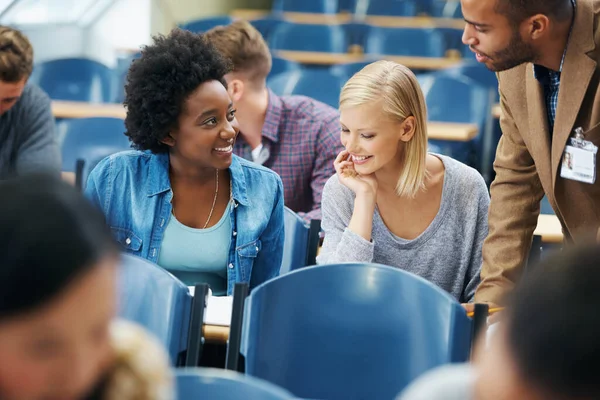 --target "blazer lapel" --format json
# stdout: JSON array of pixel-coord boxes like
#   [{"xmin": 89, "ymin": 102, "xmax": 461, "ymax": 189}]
[
  {"xmin": 551, "ymin": 0, "xmax": 597, "ymax": 188},
  {"xmin": 525, "ymin": 70, "xmax": 552, "ymax": 189}
]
